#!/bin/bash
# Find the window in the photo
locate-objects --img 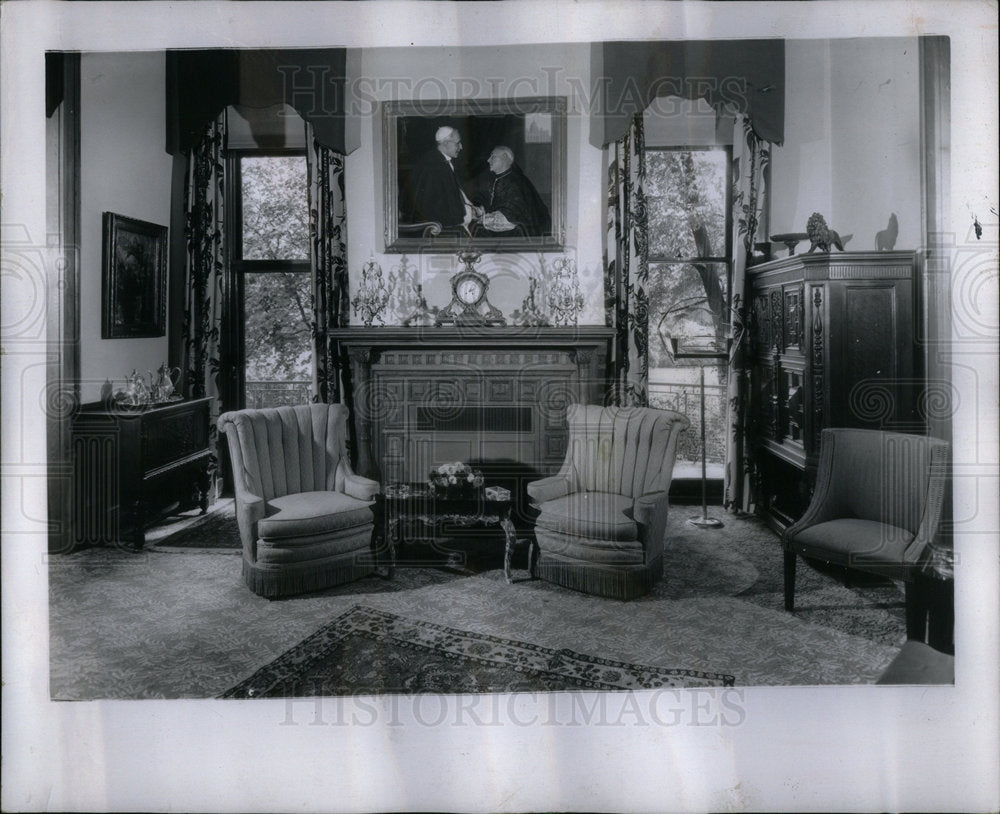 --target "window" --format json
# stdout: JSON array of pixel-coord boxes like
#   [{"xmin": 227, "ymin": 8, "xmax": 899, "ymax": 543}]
[
  {"xmin": 645, "ymin": 147, "xmax": 732, "ymax": 476},
  {"xmin": 226, "ymin": 153, "xmax": 312, "ymax": 409}
]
